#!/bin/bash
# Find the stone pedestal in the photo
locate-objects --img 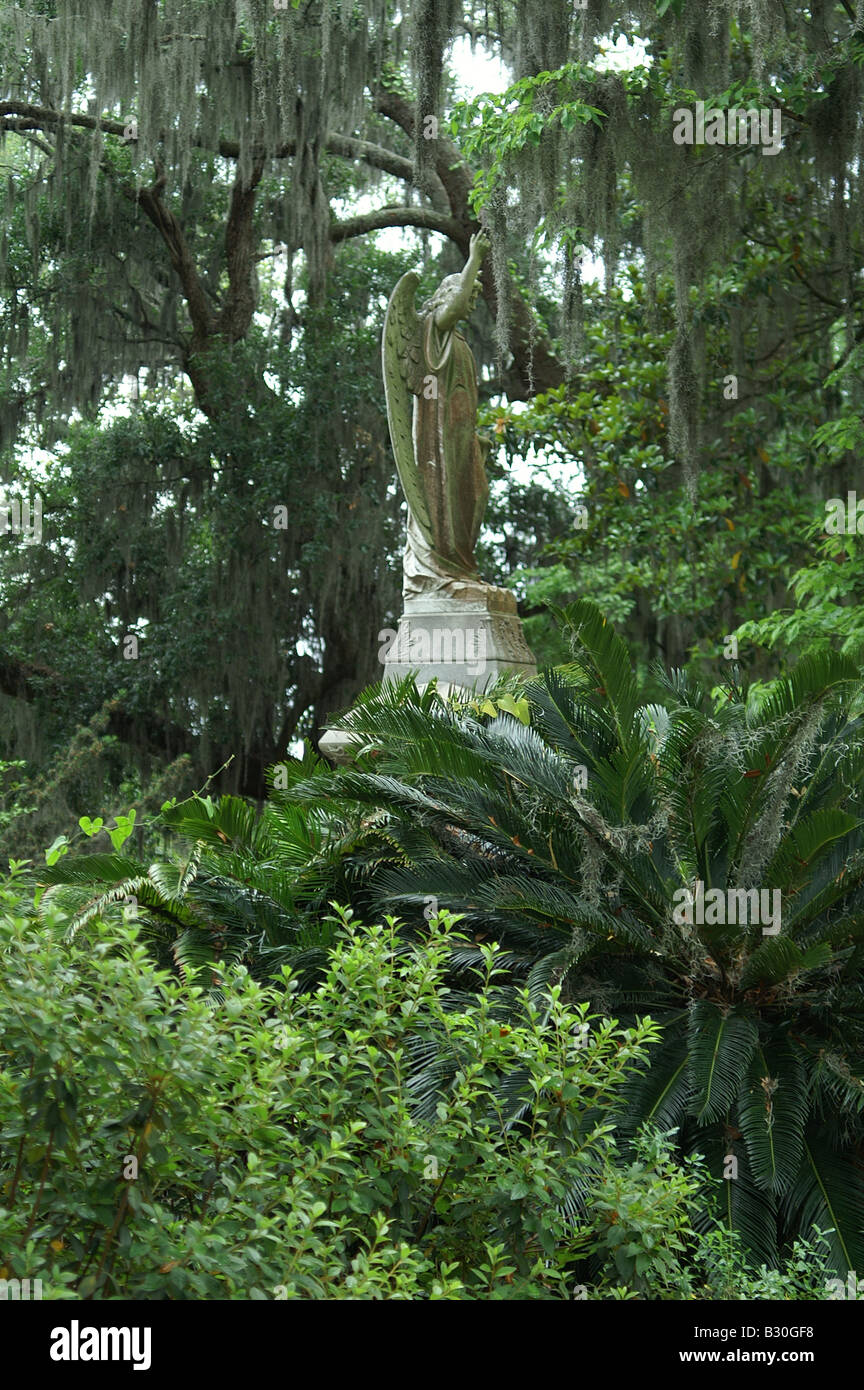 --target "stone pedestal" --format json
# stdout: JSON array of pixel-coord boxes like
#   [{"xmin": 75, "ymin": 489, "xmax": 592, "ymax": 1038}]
[
  {"xmin": 317, "ymin": 726, "xmax": 367, "ymax": 764},
  {"xmin": 382, "ymin": 588, "xmax": 536, "ymax": 690},
  {"xmin": 318, "ymin": 587, "xmax": 536, "ymax": 764}
]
